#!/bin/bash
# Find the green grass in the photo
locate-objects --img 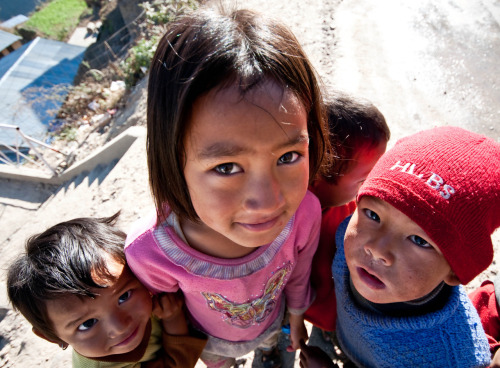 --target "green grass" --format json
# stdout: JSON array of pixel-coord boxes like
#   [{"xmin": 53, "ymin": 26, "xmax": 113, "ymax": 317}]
[{"xmin": 23, "ymin": 0, "xmax": 89, "ymax": 41}]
